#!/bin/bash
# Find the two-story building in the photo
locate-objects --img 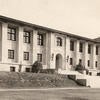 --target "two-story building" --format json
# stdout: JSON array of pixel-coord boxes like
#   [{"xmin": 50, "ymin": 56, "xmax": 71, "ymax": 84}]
[{"xmin": 0, "ymin": 16, "xmax": 100, "ymax": 74}]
